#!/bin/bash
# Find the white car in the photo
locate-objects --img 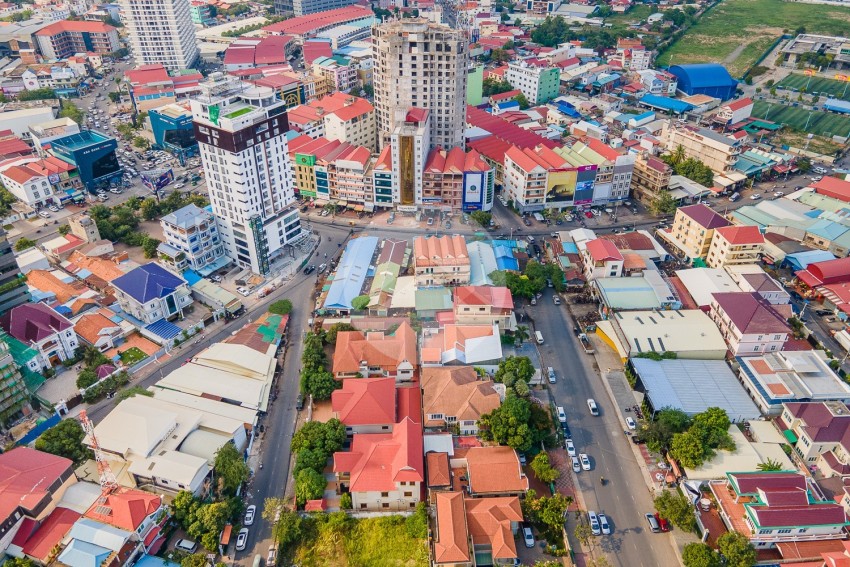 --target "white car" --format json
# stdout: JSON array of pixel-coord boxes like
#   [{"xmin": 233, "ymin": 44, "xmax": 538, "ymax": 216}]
[
  {"xmin": 236, "ymin": 286, "xmax": 251, "ymax": 296},
  {"xmin": 599, "ymin": 513, "xmax": 611, "ymax": 535},
  {"xmin": 571, "ymin": 456, "xmax": 581, "ymax": 473},
  {"xmin": 522, "ymin": 526, "xmax": 534, "ymax": 548},
  {"xmin": 626, "ymin": 417, "xmax": 637, "ymax": 430},
  {"xmin": 235, "ymin": 528, "xmax": 248, "ymax": 551},
  {"xmin": 174, "ymin": 183, "xmax": 185, "ymax": 189},
  {"xmin": 580, "ymin": 453, "xmax": 591, "ymax": 471},
  {"xmin": 244, "ymin": 505, "xmax": 256, "ymax": 526},
  {"xmin": 47, "ymin": 205, "xmax": 59, "ymax": 212},
  {"xmin": 37, "ymin": 210, "xmax": 50, "ymax": 219},
  {"xmin": 565, "ymin": 439, "xmax": 576, "ymax": 457},
  {"xmin": 588, "ymin": 511, "xmax": 601, "ymax": 536}
]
